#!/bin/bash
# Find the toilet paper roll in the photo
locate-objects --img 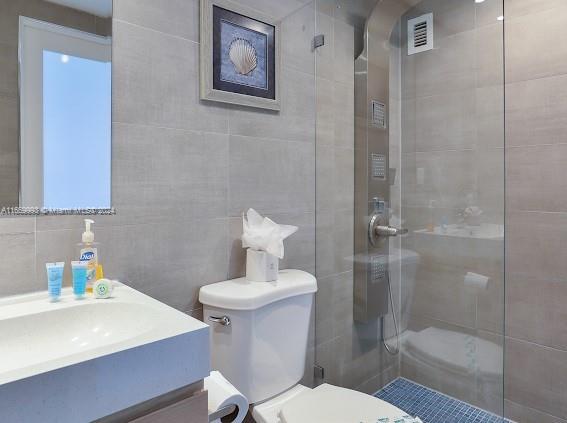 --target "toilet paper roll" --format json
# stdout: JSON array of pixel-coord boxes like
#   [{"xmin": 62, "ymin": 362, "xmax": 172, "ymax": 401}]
[
  {"xmin": 464, "ymin": 272, "xmax": 489, "ymax": 289},
  {"xmin": 204, "ymin": 371, "xmax": 249, "ymax": 423}
]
